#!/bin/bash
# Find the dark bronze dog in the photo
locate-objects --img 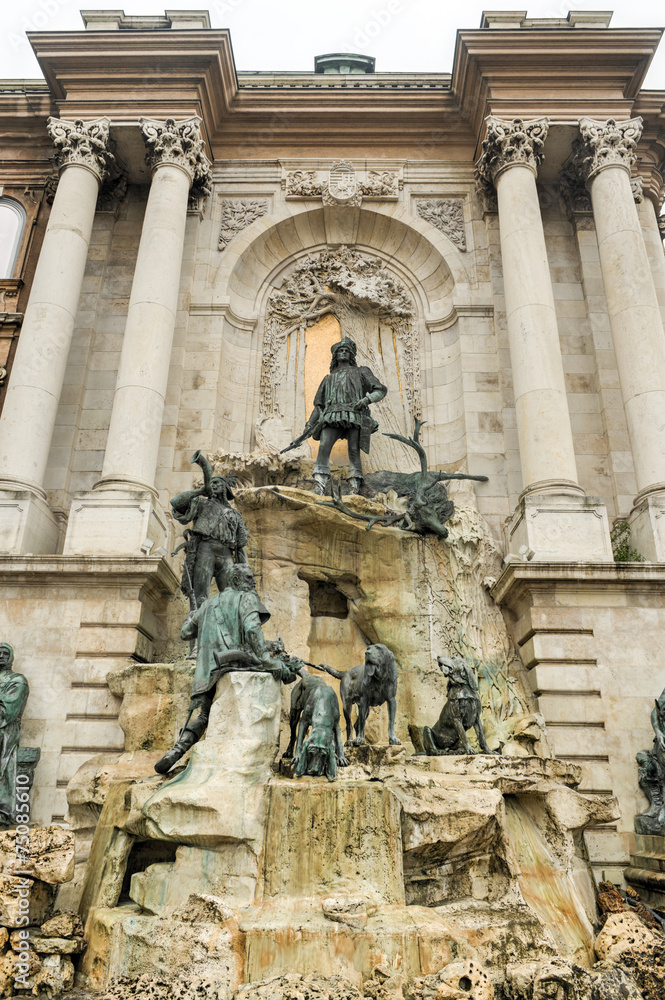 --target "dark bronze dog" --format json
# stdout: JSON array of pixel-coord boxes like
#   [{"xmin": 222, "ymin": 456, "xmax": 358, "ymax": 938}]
[
  {"xmin": 284, "ymin": 672, "xmax": 349, "ymax": 781},
  {"xmin": 314, "ymin": 643, "xmax": 400, "ymax": 746},
  {"xmin": 422, "ymin": 655, "xmax": 497, "ymax": 755}
]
